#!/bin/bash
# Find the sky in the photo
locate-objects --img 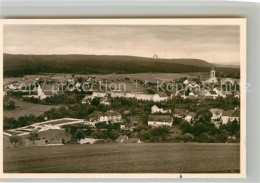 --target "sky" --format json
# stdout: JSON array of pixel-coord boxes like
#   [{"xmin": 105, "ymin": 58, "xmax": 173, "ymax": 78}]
[{"xmin": 4, "ymin": 25, "xmax": 240, "ymax": 65}]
